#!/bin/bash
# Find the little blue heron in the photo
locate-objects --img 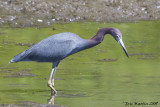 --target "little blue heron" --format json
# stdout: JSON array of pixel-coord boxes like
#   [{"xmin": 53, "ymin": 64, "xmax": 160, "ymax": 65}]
[{"xmin": 10, "ymin": 27, "xmax": 128, "ymax": 94}]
